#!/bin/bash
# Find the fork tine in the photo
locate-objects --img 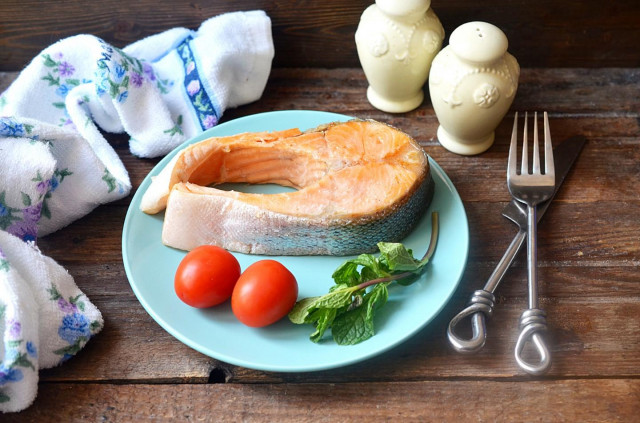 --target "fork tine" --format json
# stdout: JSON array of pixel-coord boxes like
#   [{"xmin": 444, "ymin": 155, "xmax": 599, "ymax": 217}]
[
  {"xmin": 508, "ymin": 112, "xmax": 519, "ymax": 177},
  {"xmin": 521, "ymin": 112, "xmax": 529, "ymax": 175},
  {"xmin": 543, "ymin": 112, "xmax": 554, "ymax": 176},
  {"xmin": 532, "ymin": 112, "xmax": 540, "ymax": 174}
]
